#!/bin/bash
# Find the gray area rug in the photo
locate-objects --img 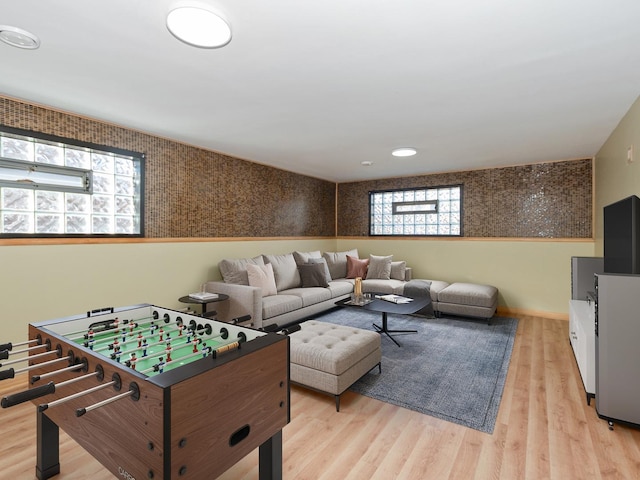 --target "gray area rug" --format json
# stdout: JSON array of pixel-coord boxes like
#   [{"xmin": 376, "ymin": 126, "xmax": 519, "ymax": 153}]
[{"xmin": 312, "ymin": 308, "xmax": 518, "ymax": 433}]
